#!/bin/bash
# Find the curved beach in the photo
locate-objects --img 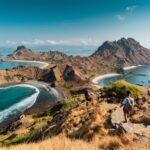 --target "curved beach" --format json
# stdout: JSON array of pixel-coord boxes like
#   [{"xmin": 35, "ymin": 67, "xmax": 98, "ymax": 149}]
[
  {"xmin": 0, "ymin": 80, "xmax": 65, "ymax": 133},
  {"xmin": 92, "ymin": 65, "xmax": 142, "ymax": 88},
  {"xmin": 4, "ymin": 60, "xmax": 49, "ymax": 69}
]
